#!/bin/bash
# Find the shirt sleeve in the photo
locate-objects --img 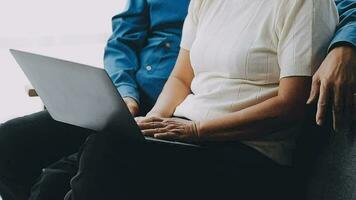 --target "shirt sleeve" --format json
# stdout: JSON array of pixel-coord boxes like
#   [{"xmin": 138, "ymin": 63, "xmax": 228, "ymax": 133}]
[
  {"xmin": 103, "ymin": 0, "xmax": 149, "ymax": 104},
  {"xmin": 329, "ymin": 0, "xmax": 356, "ymax": 50},
  {"xmin": 276, "ymin": 0, "xmax": 339, "ymax": 79},
  {"xmin": 180, "ymin": 0, "xmax": 201, "ymax": 50}
]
